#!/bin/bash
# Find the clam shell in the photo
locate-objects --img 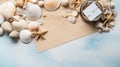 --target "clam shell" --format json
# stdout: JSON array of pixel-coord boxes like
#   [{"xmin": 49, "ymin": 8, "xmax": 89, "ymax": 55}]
[
  {"xmin": 1, "ymin": 21, "xmax": 12, "ymax": 33},
  {"xmin": 44, "ymin": 0, "xmax": 61, "ymax": 11},
  {"xmin": 0, "ymin": 14, "xmax": 4, "ymax": 24},
  {"xmin": 12, "ymin": 19, "xmax": 29, "ymax": 31},
  {"xmin": 0, "ymin": 1, "xmax": 16, "ymax": 19},
  {"xmin": 27, "ymin": 21, "xmax": 40, "ymax": 32},
  {"xmin": 25, "ymin": 2, "xmax": 42, "ymax": 21},
  {"xmin": 9, "ymin": 30, "xmax": 19, "ymax": 38},
  {"xmin": 20, "ymin": 29, "xmax": 32, "ymax": 44},
  {"xmin": 0, "ymin": 28, "xmax": 3, "ymax": 36}
]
